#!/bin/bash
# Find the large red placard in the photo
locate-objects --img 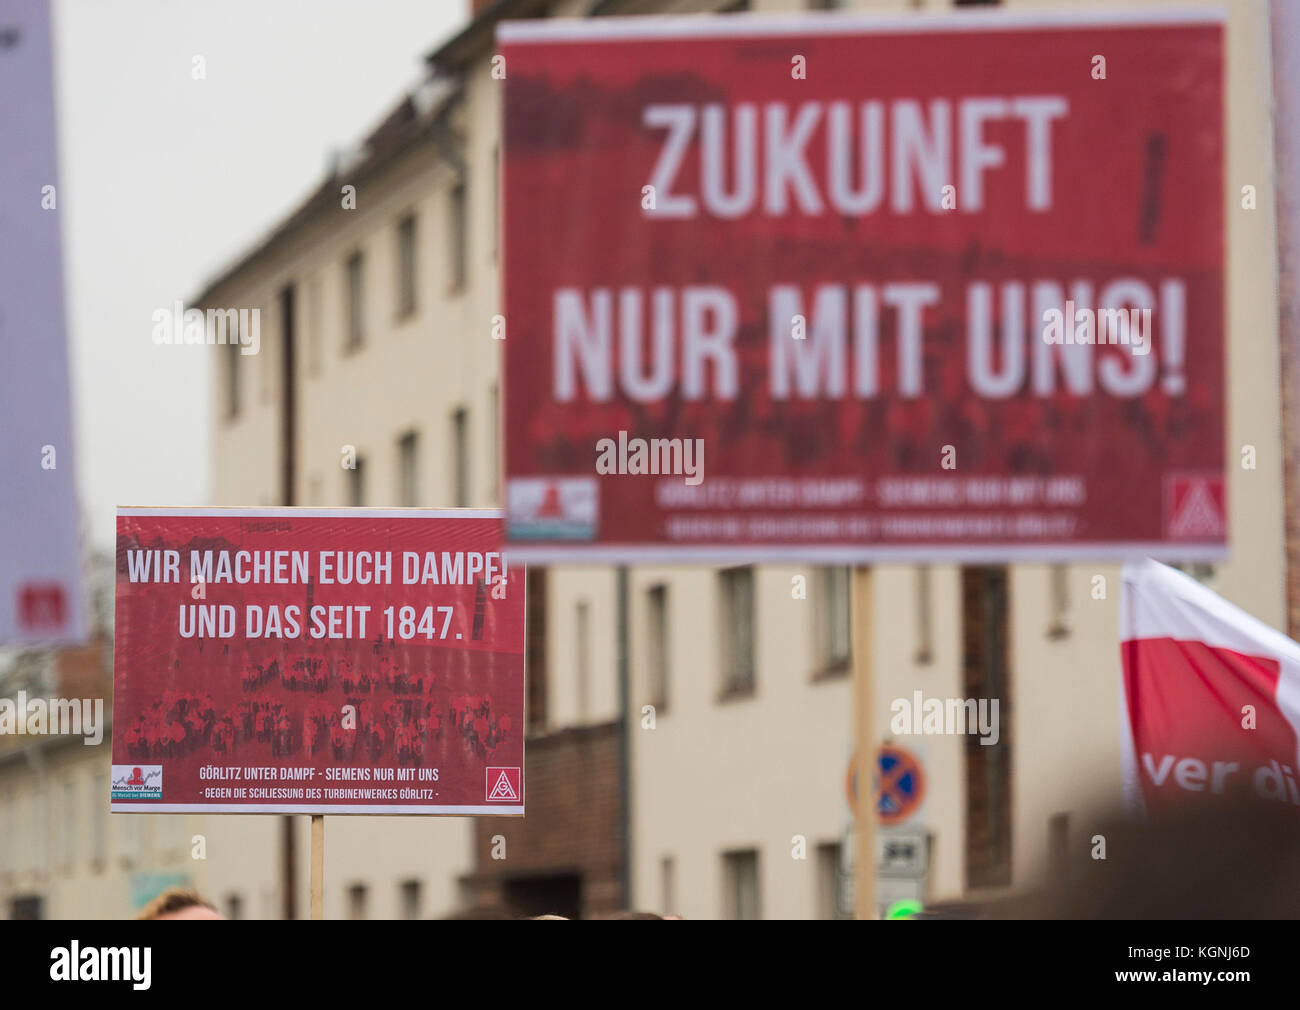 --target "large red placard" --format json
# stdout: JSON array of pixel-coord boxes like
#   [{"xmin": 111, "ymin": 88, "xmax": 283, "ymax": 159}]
[
  {"xmin": 501, "ymin": 11, "xmax": 1225, "ymax": 562},
  {"xmin": 111, "ymin": 508, "xmax": 524, "ymax": 814}
]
